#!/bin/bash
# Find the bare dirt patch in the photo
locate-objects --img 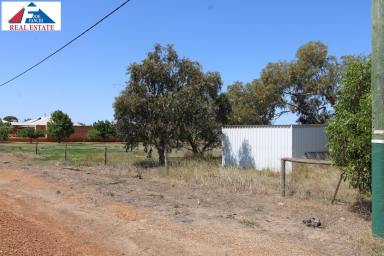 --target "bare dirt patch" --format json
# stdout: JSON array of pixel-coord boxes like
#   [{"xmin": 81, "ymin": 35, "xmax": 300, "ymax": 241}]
[{"xmin": 104, "ymin": 203, "xmax": 148, "ymax": 221}]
